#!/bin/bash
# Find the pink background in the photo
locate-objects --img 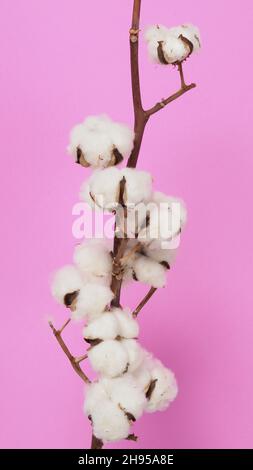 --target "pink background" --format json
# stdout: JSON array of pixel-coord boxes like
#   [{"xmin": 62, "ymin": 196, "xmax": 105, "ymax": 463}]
[{"xmin": 1, "ymin": 0, "xmax": 252, "ymax": 449}]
